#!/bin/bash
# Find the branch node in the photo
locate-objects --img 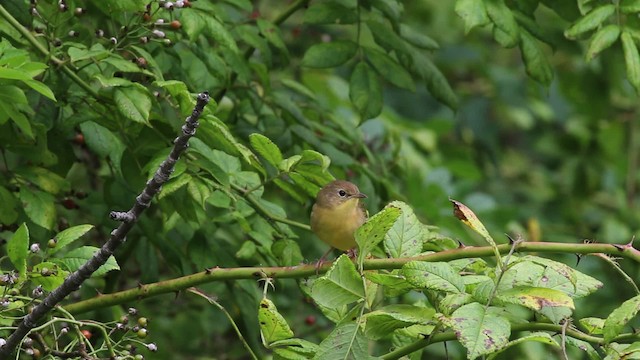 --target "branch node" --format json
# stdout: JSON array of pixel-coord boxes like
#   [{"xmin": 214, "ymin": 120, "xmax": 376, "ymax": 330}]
[{"xmin": 110, "ymin": 211, "xmax": 134, "ymax": 223}]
